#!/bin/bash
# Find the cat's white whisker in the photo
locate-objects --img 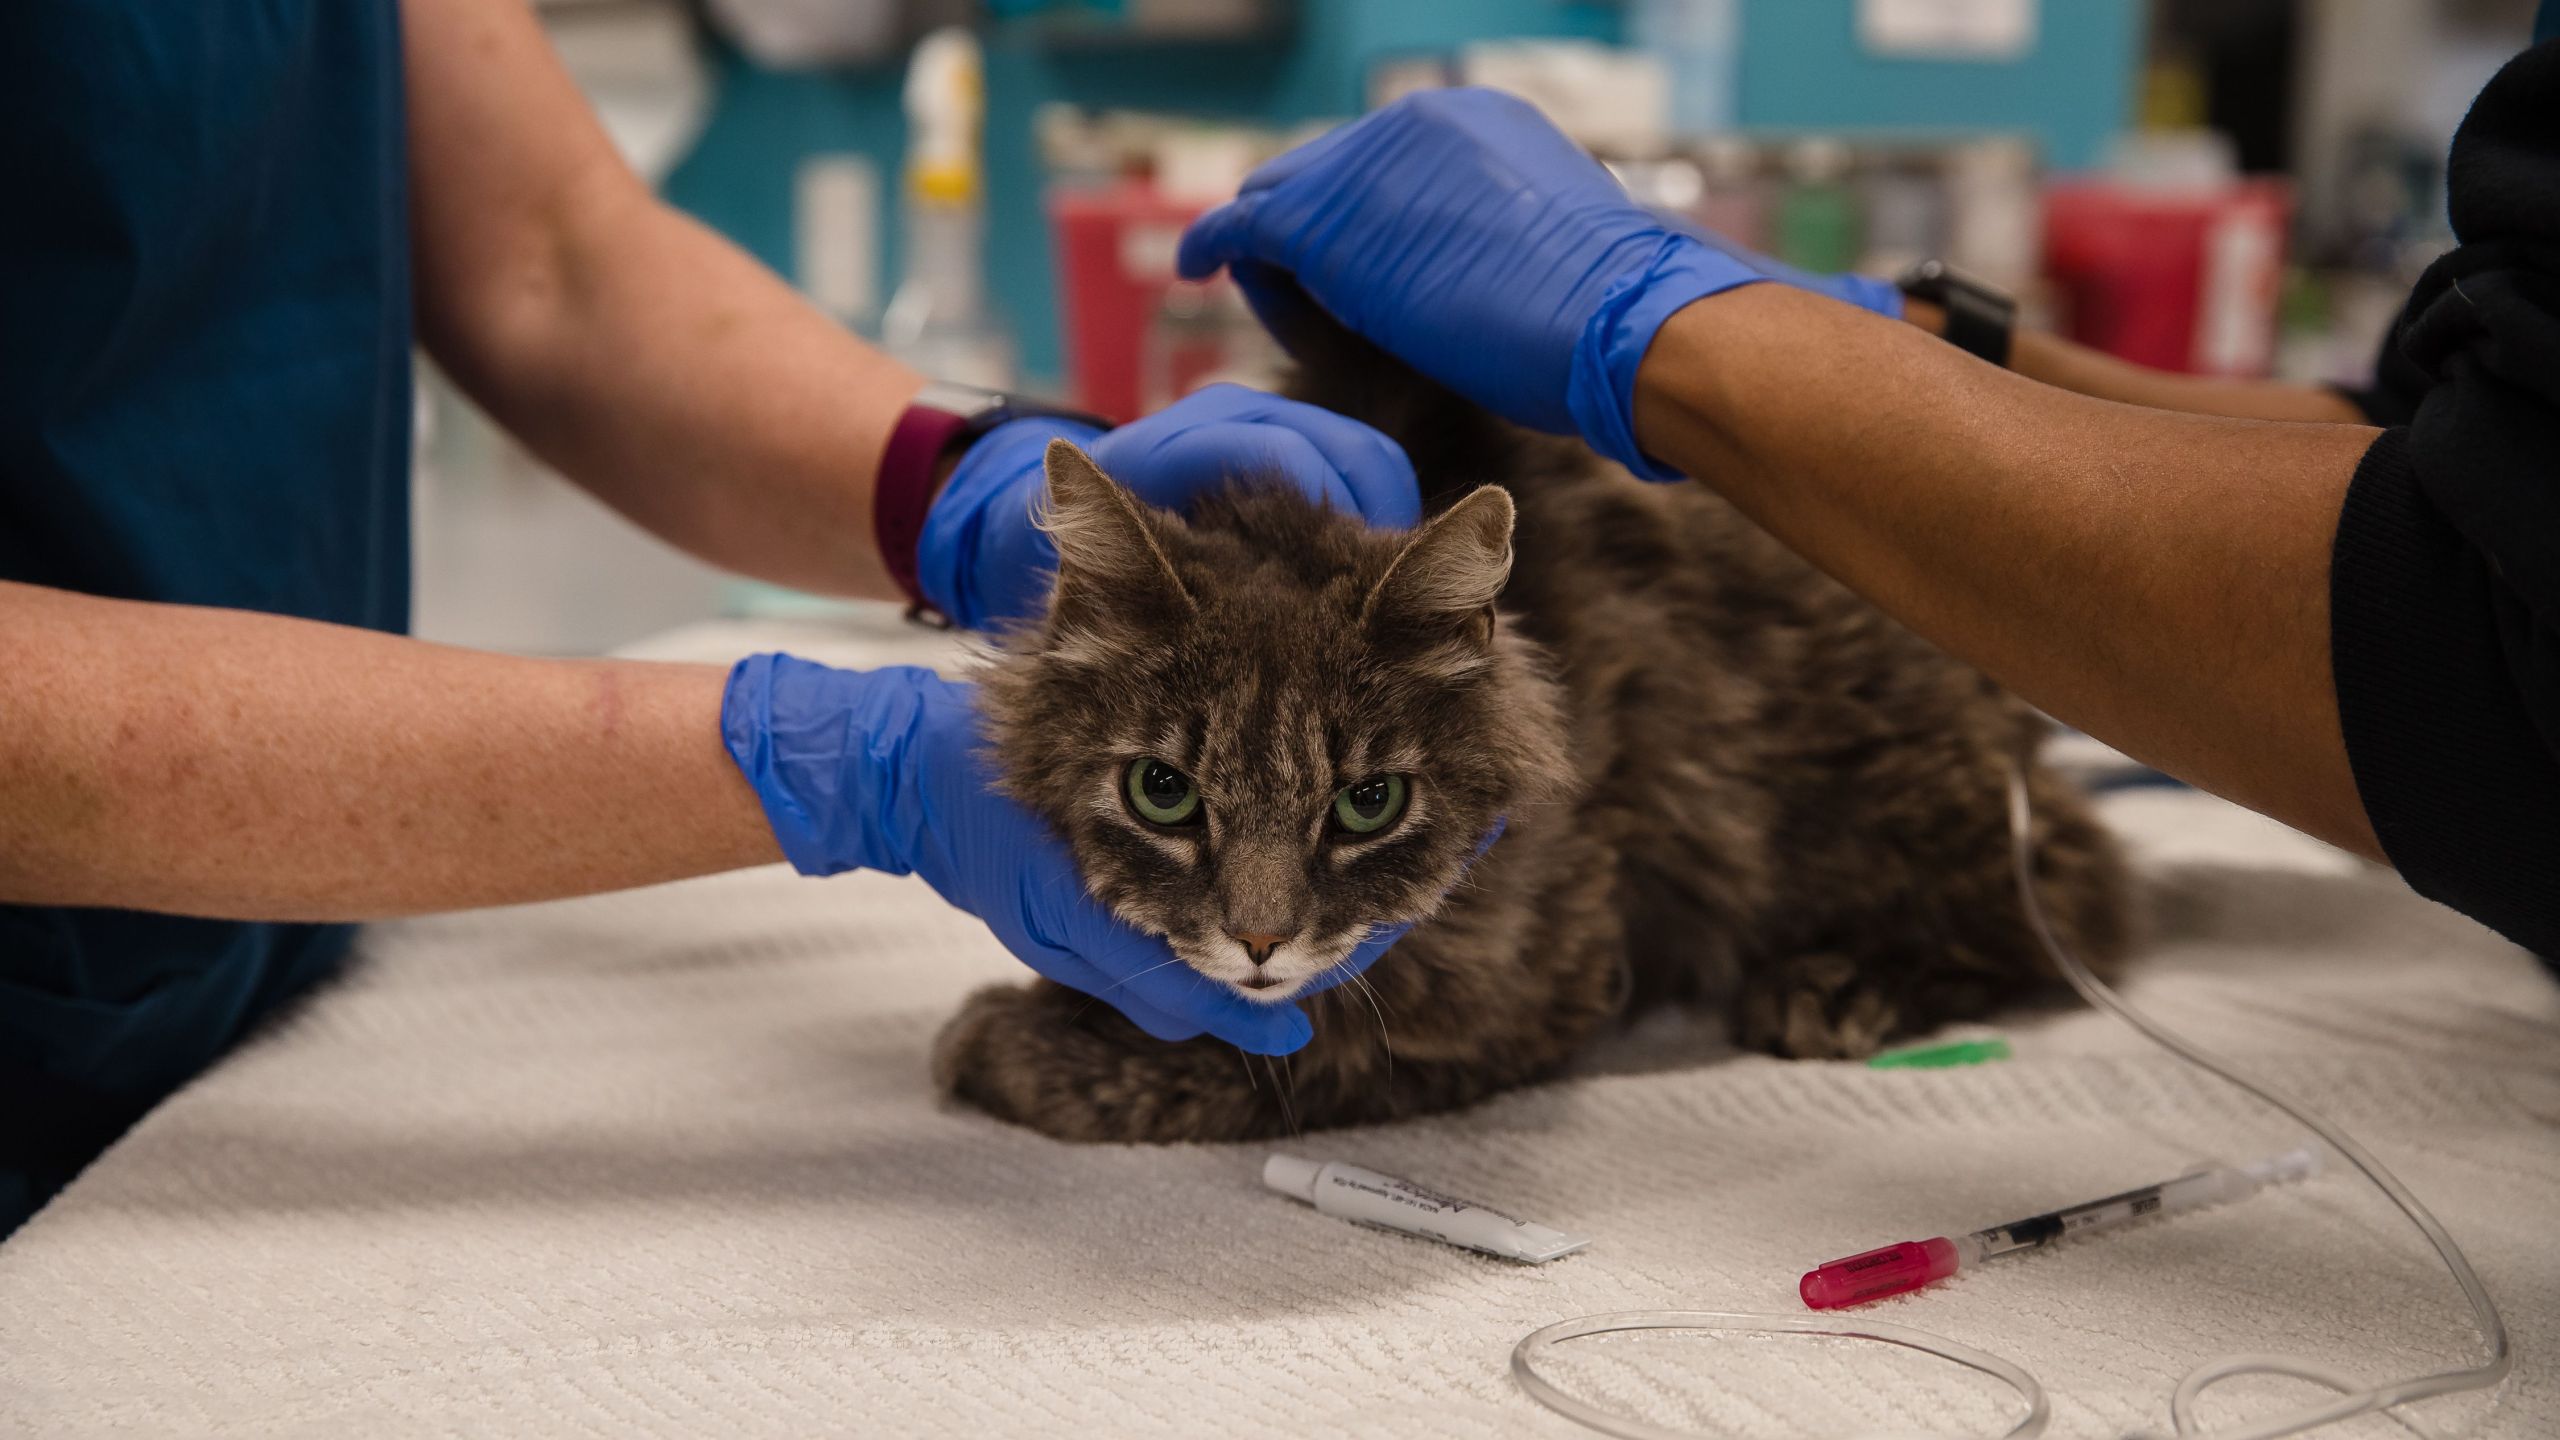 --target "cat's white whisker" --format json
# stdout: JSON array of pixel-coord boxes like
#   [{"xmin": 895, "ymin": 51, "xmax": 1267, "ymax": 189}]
[
  {"xmin": 1275, "ymin": 1052, "xmax": 1303, "ymax": 1138},
  {"xmin": 1086, "ymin": 954, "xmax": 1190, "ymax": 999},
  {"xmin": 1349, "ymin": 972, "xmax": 1395, "ymax": 1089},
  {"xmin": 1063, "ymin": 953, "xmax": 1204, "ymax": 1030},
  {"xmin": 1257, "ymin": 1055, "xmax": 1300, "ymax": 1137}
]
